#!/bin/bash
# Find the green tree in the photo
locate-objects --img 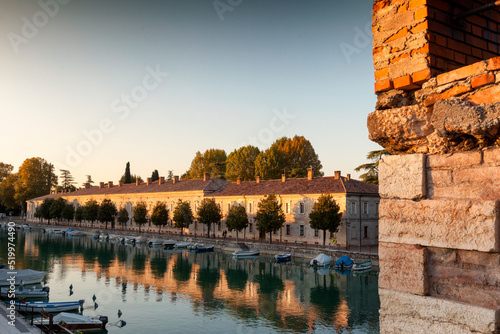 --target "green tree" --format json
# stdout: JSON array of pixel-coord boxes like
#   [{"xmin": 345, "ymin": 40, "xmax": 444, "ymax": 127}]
[
  {"xmin": 120, "ymin": 173, "xmax": 143, "ymax": 184},
  {"xmin": 133, "ymin": 201, "xmax": 148, "ymax": 232},
  {"xmin": 225, "ymin": 204, "xmax": 248, "ymax": 241},
  {"xmin": 0, "ymin": 163, "xmax": 13, "ymax": 182},
  {"xmin": 255, "ymin": 136, "xmax": 323, "ymax": 180},
  {"xmin": 226, "ymin": 145, "xmax": 260, "ymax": 182},
  {"xmin": 60, "ymin": 169, "xmax": 75, "ymax": 191},
  {"xmin": 117, "ymin": 207, "xmax": 129, "ymax": 229},
  {"xmin": 309, "ymin": 193, "xmax": 343, "ymax": 247},
  {"xmin": 256, "ymin": 193, "xmax": 286, "ymax": 244},
  {"xmin": 124, "ymin": 162, "xmax": 132, "ymax": 184},
  {"xmin": 197, "ymin": 198, "xmax": 223, "ymax": 238},
  {"xmin": 84, "ymin": 175, "xmax": 94, "ymax": 187},
  {"xmin": 15, "ymin": 158, "xmax": 58, "ymax": 212},
  {"xmin": 185, "ymin": 149, "xmax": 227, "ymax": 179},
  {"xmin": 74, "ymin": 206, "xmax": 84, "ymax": 225},
  {"xmin": 39, "ymin": 198, "xmax": 55, "ymax": 224},
  {"xmin": 0, "ymin": 173, "xmax": 19, "ymax": 210},
  {"xmin": 83, "ymin": 199, "xmax": 99, "ymax": 228},
  {"xmin": 172, "ymin": 199, "xmax": 193, "ymax": 236},
  {"xmin": 34, "ymin": 205, "xmax": 43, "ymax": 222},
  {"xmin": 98, "ymin": 198, "xmax": 117, "ymax": 229},
  {"xmin": 151, "ymin": 170, "xmax": 159, "ymax": 182},
  {"xmin": 167, "ymin": 170, "xmax": 174, "ymax": 181},
  {"xmin": 49, "ymin": 197, "xmax": 67, "ymax": 223},
  {"xmin": 62, "ymin": 203, "xmax": 75, "ymax": 222},
  {"xmin": 151, "ymin": 201, "xmax": 169, "ymax": 233},
  {"xmin": 354, "ymin": 149, "xmax": 390, "ymax": 185}
]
